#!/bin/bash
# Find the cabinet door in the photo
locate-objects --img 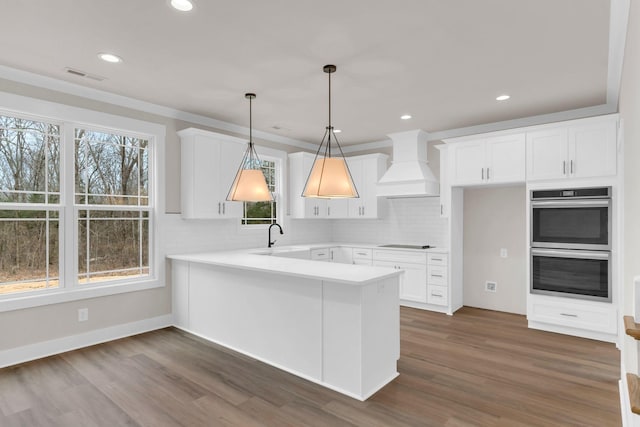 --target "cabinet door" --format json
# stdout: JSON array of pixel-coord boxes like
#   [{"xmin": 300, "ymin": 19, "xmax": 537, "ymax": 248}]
[
  {"xmin": 327, "ymin": 199, "xmax": 349, "ymax": 218},
  {"xmin": 329, "ymin": 247, "xmax": 352, "ymax": 264},
  {"xmin": 438, "ymin": 147, "xmax": 450, "ymax": 218},
  {"xmin": 526, "ymin": 128, "xmax": 569, "ymax": 181},
  {"xmin": 192, "ymin": 139, "xmax": 219, "ymax": 218},
  {"xmin": 569, "ymin": 121, "xmax": 617, "ymax": 179},
  {"xmin": 347, "ymin": 158, "xmax": 364, "ymax": 217},
  {"xmin": 218, "ymin": 141, "xmax": 245, "ymax": 218},
  {"xmin": 360, "ymin": 157, "xmax": 381, "ymax": 218},
  {"xmin": 398, "ymin": 262, "xmax": 428, "ymax": 303},
  {"xmin": 485, "ymin": 134, "xmax": 525, "ymax": 184},
  {"xmin": 451, "ymin": 141, "xmax": 485, "ymax": 186}
]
